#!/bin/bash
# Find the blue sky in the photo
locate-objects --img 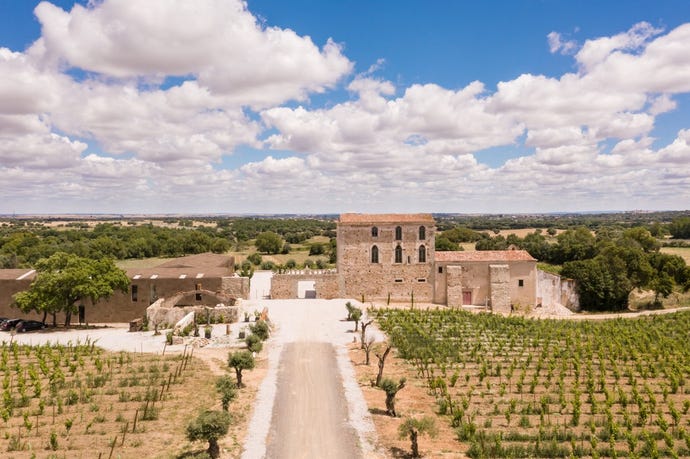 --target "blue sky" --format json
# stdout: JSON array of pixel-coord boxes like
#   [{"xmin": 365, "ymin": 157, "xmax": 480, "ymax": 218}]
[{"xmin": 1, "ymin": 0, "xmax": 689, "ymax": 214}]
